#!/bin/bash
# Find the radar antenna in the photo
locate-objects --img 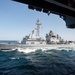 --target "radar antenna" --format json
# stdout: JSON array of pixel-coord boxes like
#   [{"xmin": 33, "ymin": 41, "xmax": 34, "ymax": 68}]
[{"xmin": 36, "ymin": 19, "xmax": 42, "ymax": 38}]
